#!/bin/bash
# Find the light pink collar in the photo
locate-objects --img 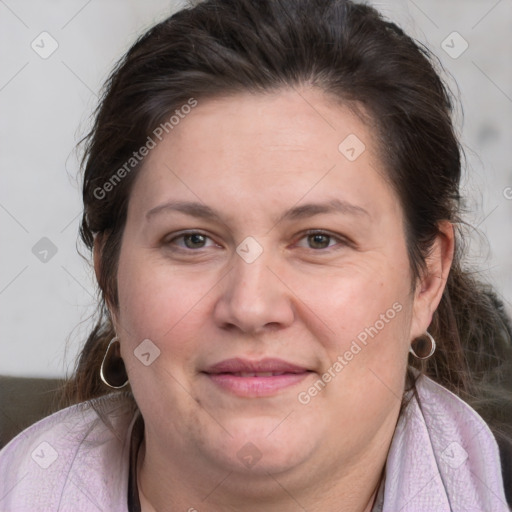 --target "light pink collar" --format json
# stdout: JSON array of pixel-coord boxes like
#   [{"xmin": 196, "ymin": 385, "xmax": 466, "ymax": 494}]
[{"xmin": 374, "ymin": 373, "xmax": 509, "ymax": 511}]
